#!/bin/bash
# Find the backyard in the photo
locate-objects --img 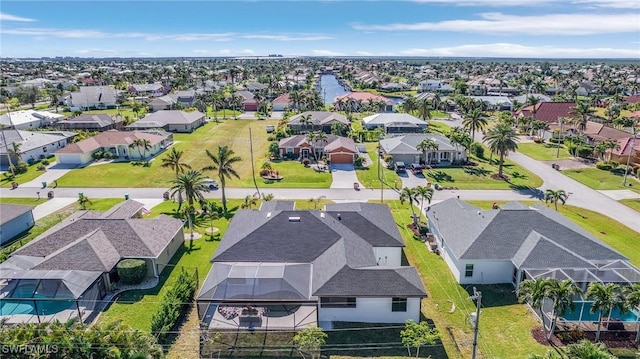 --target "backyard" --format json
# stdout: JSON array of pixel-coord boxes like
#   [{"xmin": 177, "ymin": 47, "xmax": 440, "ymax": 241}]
[
  {"xmin": 517, "ymin": 142, "xmax": 572, "ymax": 161},
  {"xmin": 0, "ymin": 159, "xmax": 55, "ymax": 188}
]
